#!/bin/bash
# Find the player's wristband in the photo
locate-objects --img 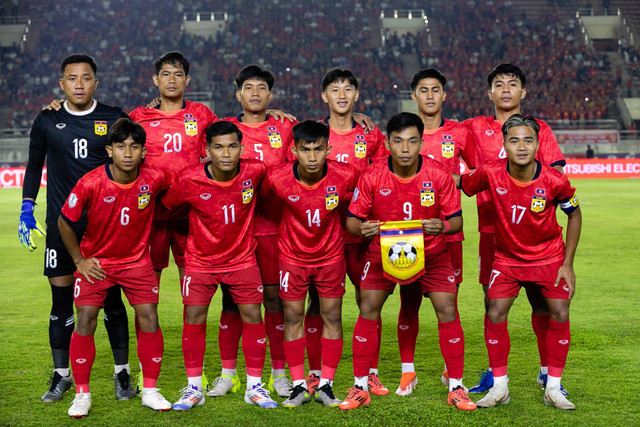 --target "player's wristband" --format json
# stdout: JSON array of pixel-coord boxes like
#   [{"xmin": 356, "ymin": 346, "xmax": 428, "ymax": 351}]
[{"xmin": 442, "ymin": 220, "xmax": 451, "ymax": 234}]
